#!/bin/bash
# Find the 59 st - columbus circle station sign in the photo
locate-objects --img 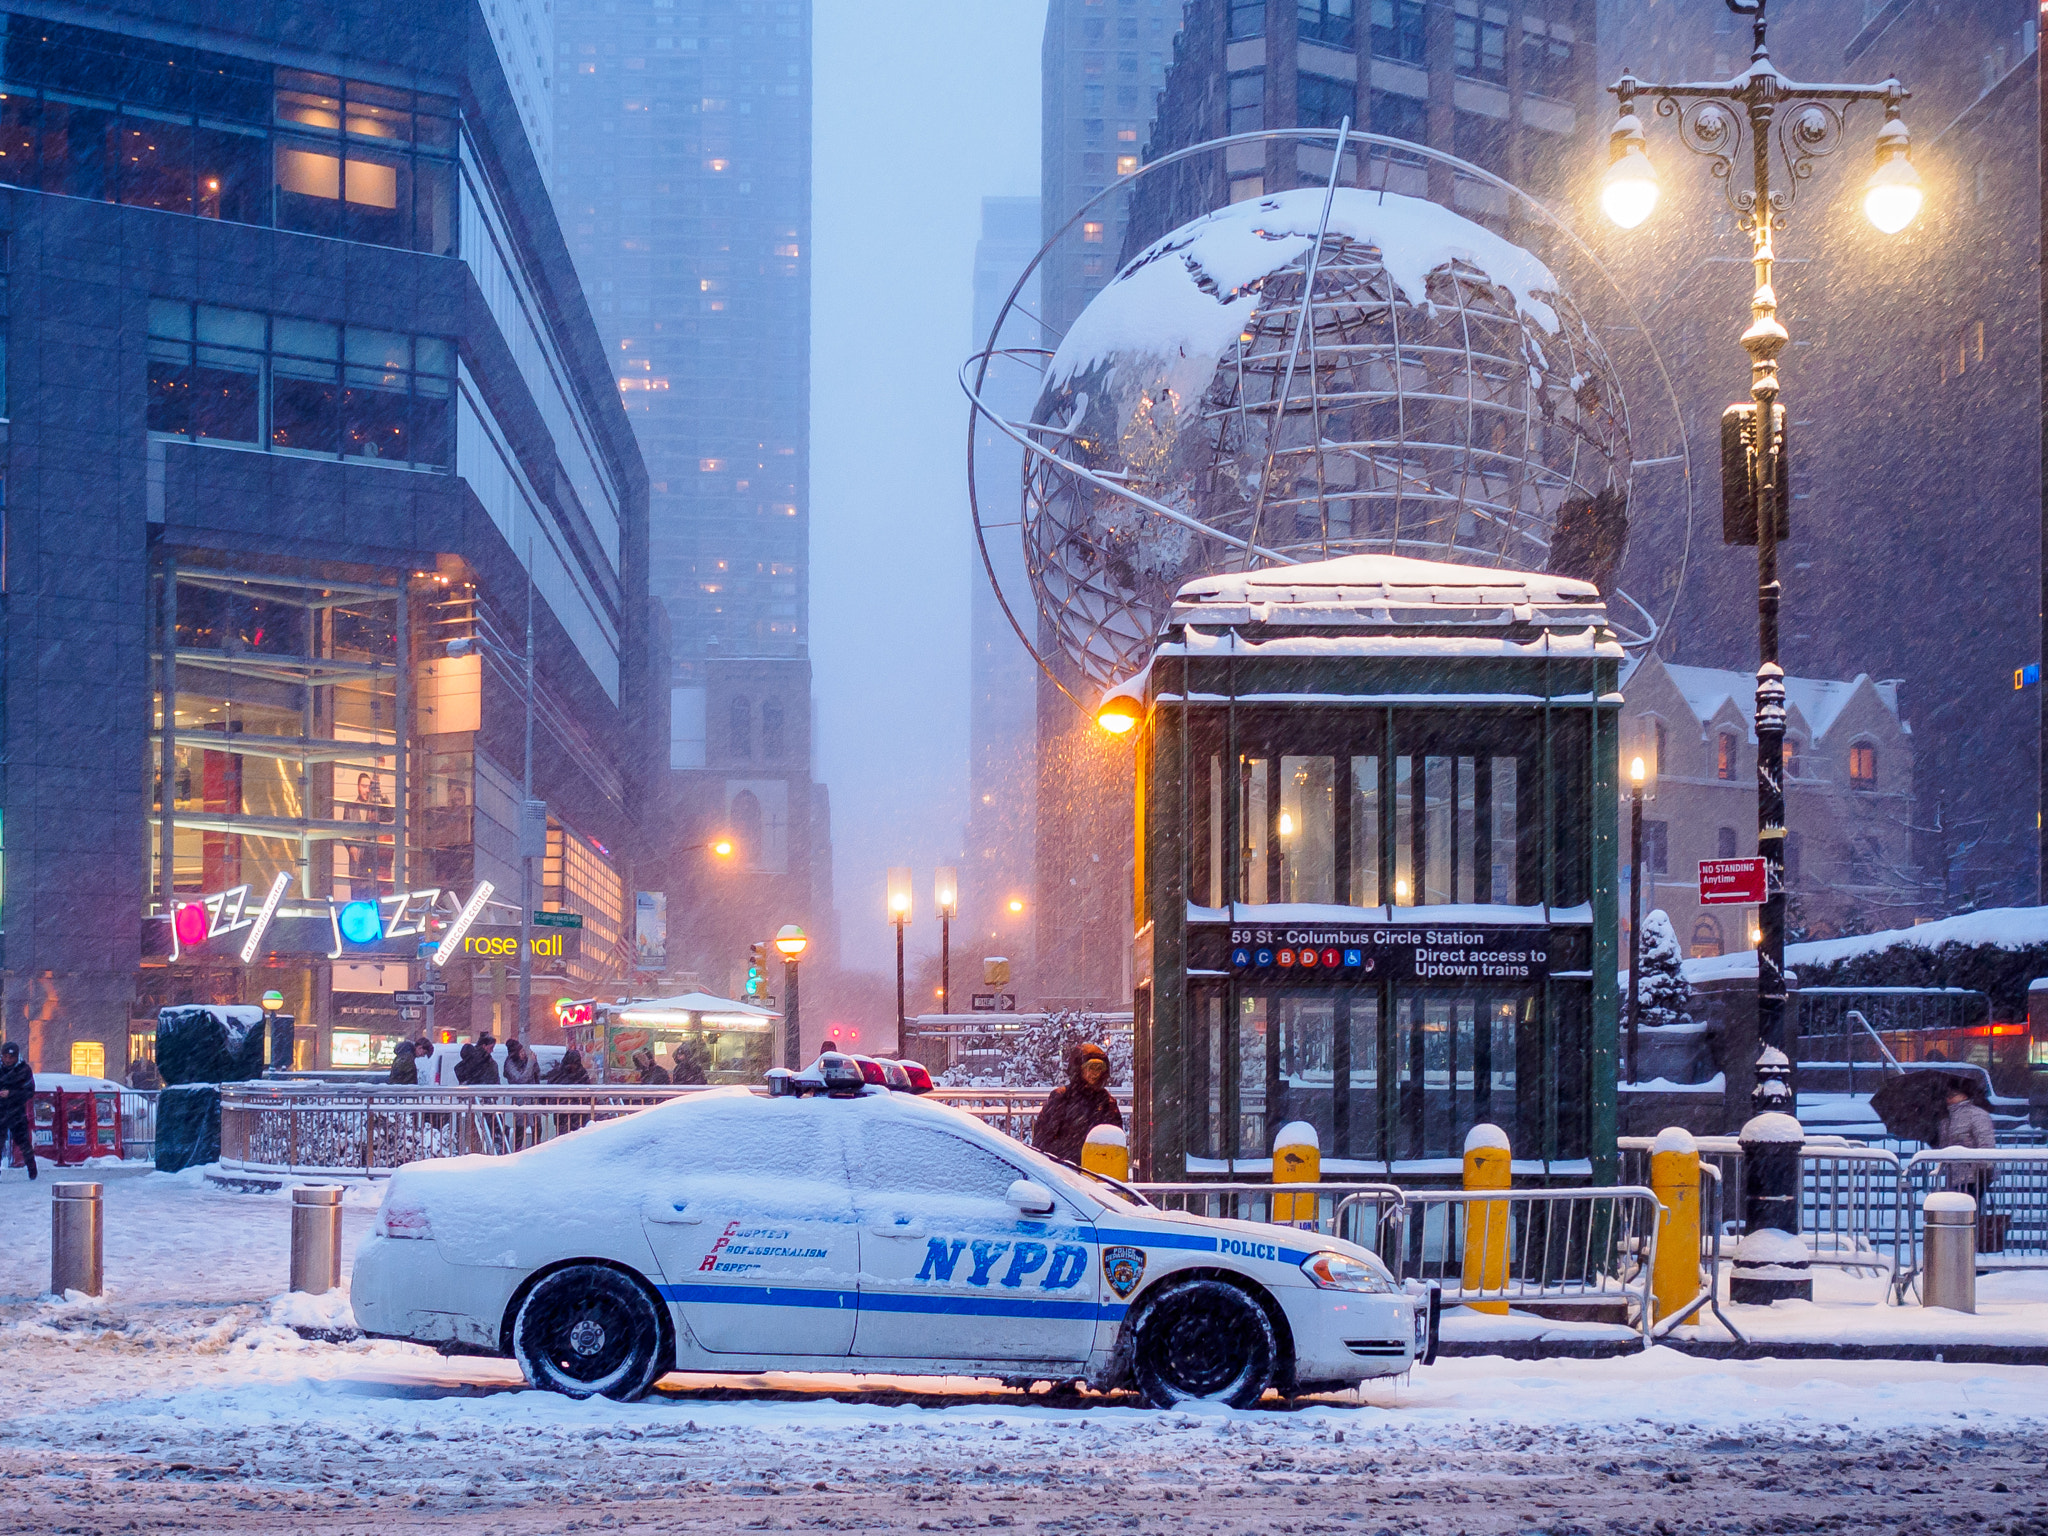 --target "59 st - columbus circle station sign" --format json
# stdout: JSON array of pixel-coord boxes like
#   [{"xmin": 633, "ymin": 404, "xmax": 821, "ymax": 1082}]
[{"xmin": 1188, "ymin": 924, "xmax": 1551, "ymax": 984}]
